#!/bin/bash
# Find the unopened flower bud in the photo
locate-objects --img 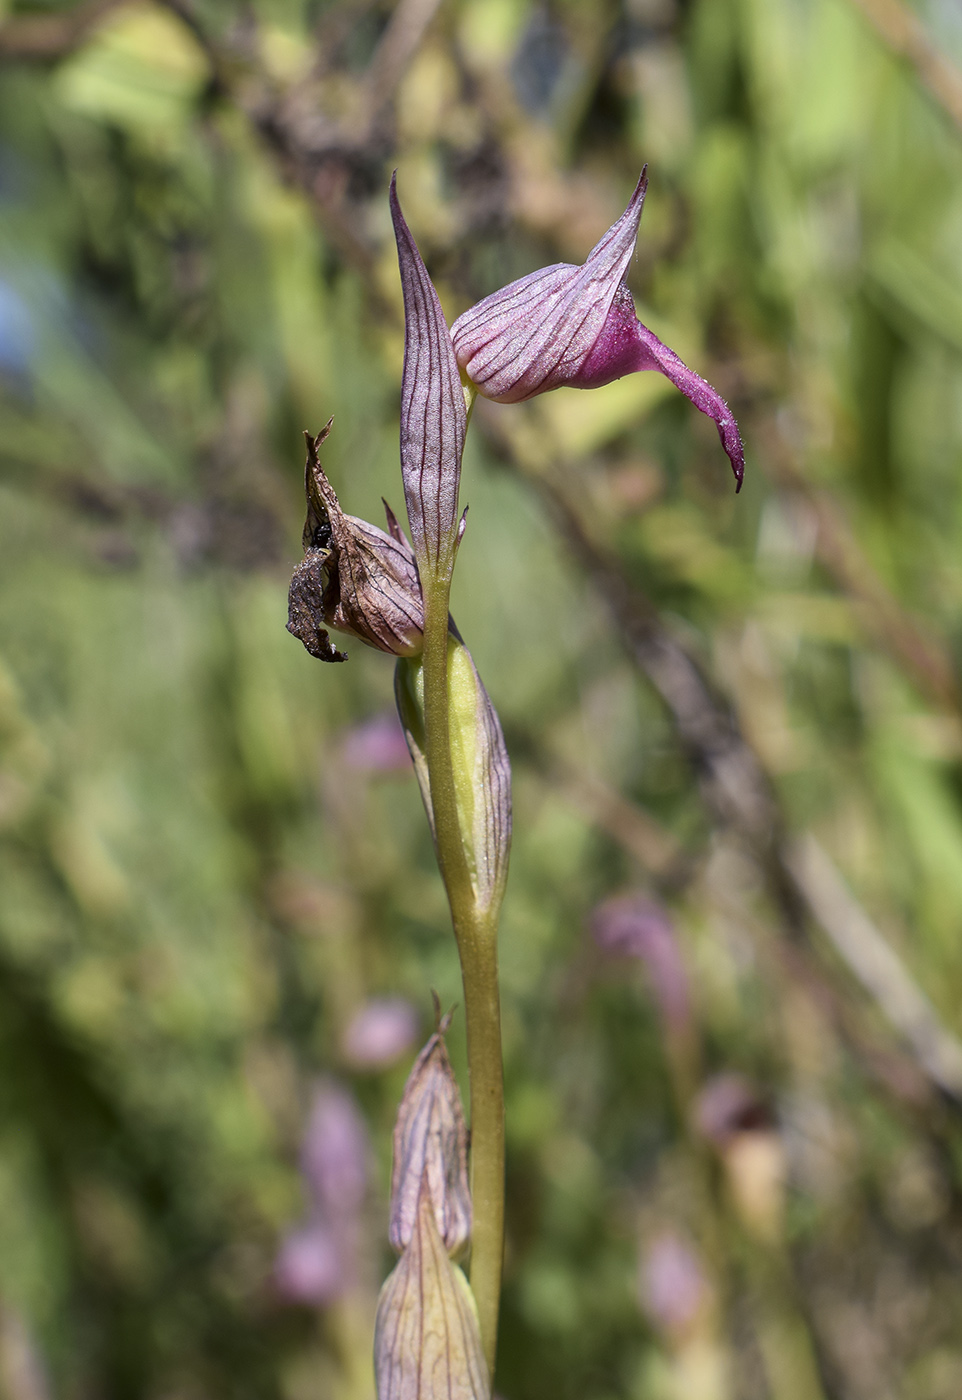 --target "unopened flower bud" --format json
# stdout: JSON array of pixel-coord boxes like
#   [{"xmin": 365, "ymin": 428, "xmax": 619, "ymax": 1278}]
[
  {"xmin": 395, "ymin": 639, "xmax": 512, "ymax": 916},
  {"xmin": 287, "ymin": 423, "xmax": 424, "ymax": 663},
  {"xmin": 388, "ymin": 1013, "xmax": 471, "ymax": 1257},
  {"xmin": 374, "ymin": 1186, "xmax": 489, "ymax": 1400},
  {"xmin": 451, "ymin": 168, "xmax": 744, "ymax": 490}
]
